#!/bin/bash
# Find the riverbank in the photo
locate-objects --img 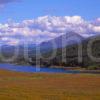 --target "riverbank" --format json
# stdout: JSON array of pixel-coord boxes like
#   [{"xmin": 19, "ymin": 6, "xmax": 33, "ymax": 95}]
[{"xmin": 0, "ymin": 70, "xmax": 100, "ymax": 100}]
